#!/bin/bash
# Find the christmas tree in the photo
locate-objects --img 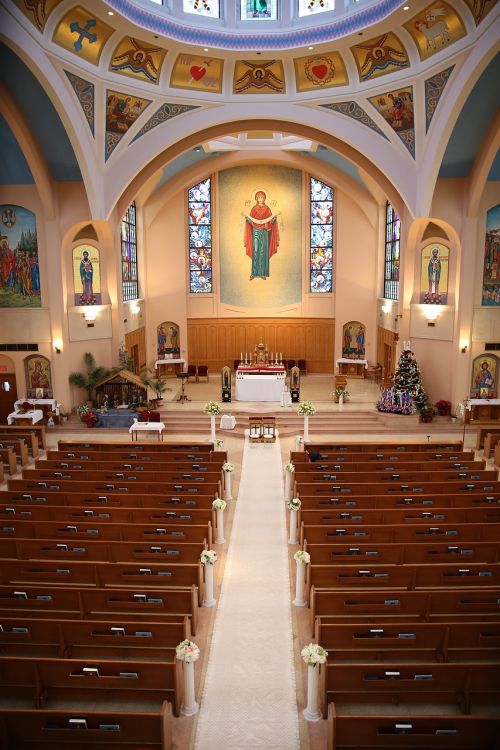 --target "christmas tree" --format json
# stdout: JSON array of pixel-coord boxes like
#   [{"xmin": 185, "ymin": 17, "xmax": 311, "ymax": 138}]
[
  {"xmin": 393, "ymin": 343, "xmax": 428, "ymax": 411},
  {"xmin": 377, "ymin": 343, "xmax": 428, "ymax": 415}
]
